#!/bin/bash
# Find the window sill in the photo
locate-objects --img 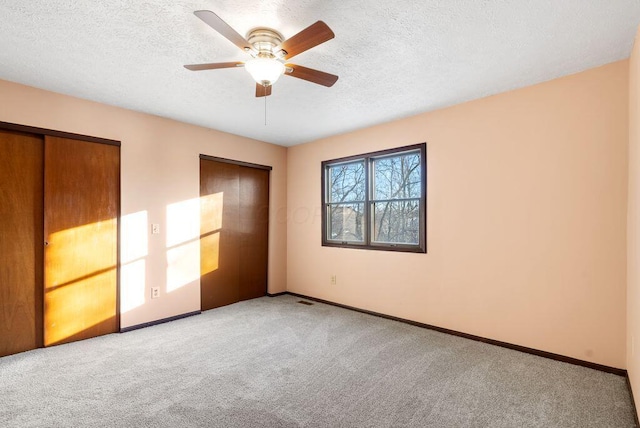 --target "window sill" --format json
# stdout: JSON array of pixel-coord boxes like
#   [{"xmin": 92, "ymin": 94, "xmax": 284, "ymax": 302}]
[{"xmin": 322, "ymin": 241, "xmax": 426, "ymax": 253}]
